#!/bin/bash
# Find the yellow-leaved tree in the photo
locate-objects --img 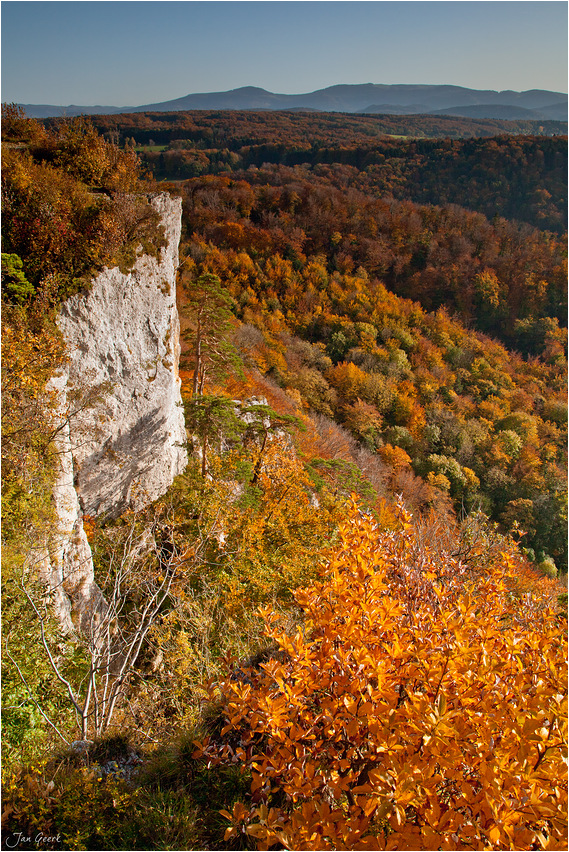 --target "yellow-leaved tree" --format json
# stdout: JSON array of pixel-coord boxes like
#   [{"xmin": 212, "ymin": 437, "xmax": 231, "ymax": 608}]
[{"xmin": 197, "ymin": 501, "xmax": 567, "ymax": 851}]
